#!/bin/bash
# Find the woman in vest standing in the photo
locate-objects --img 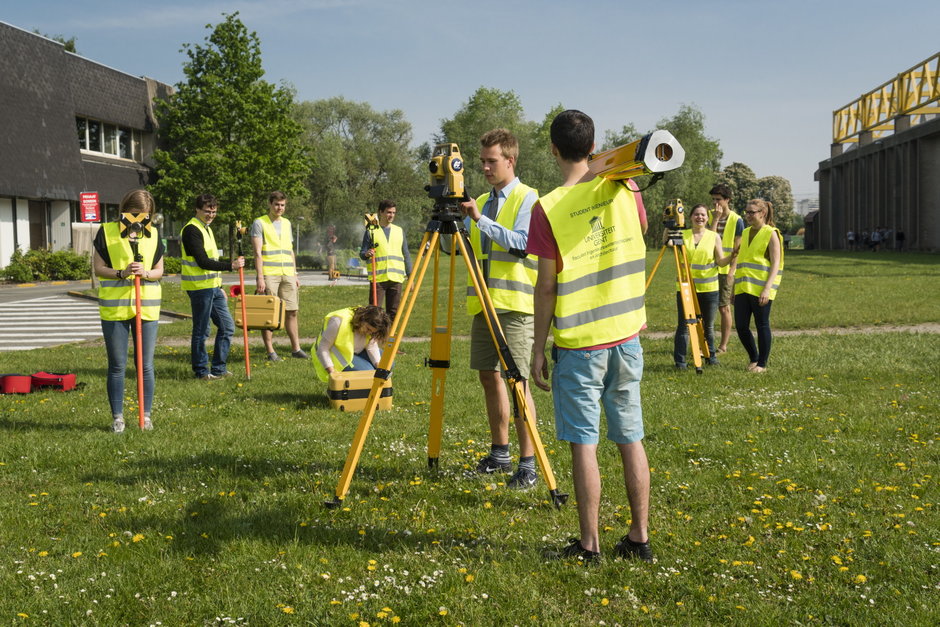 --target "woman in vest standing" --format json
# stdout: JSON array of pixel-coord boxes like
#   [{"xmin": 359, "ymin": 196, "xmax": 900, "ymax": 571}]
[
  {"xmin": 731, "ymin": 199, "xmax": 783, "ymax": 373},
  {"xmin": 92, "ymin": 189, "xmax": 165, "ymax": 432},
  {"xmin": 672, "ymin": 204, "xmax": 735, "ymax": 369},
  {"xmin": 313, "ymin": 305, "xmax": 391, "ymax": 382}
]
